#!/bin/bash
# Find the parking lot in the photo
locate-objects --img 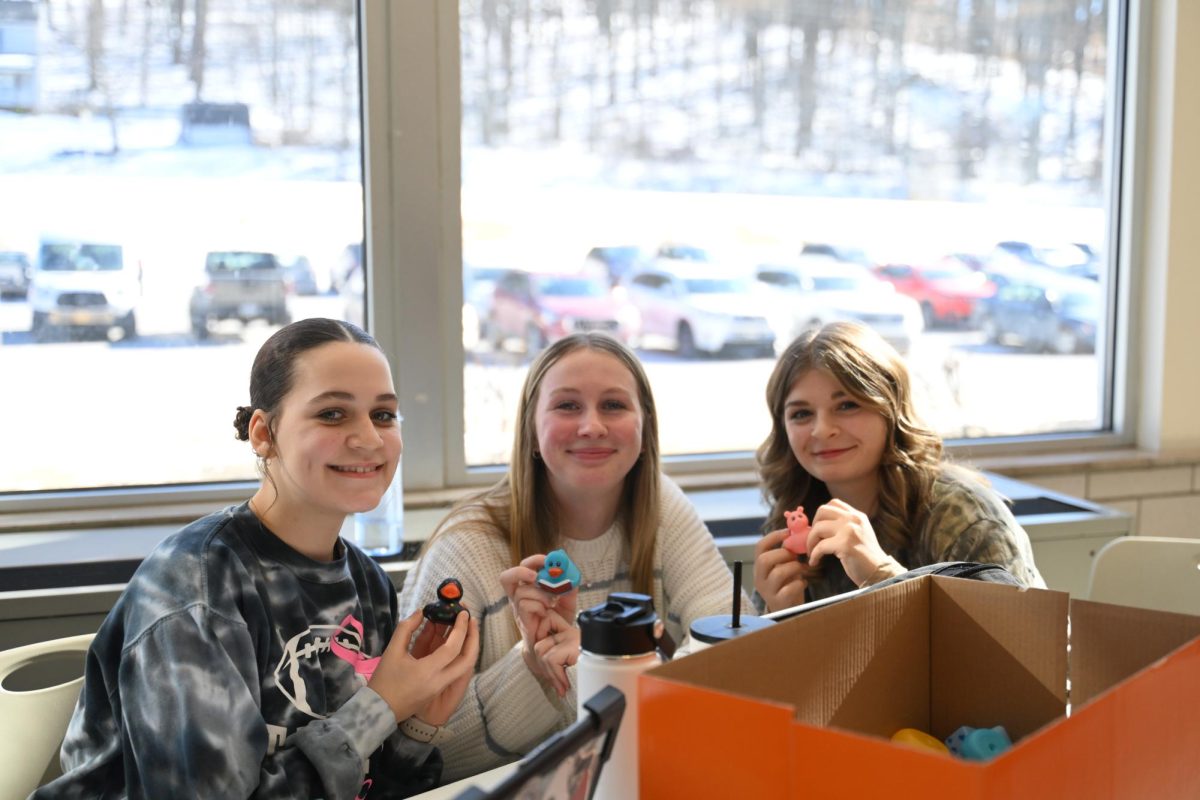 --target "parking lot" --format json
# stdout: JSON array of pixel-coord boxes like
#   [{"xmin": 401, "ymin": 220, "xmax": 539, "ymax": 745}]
[{"xmin": 0, "ymin": 291, "xmax": 1100, "ymax": 492}]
